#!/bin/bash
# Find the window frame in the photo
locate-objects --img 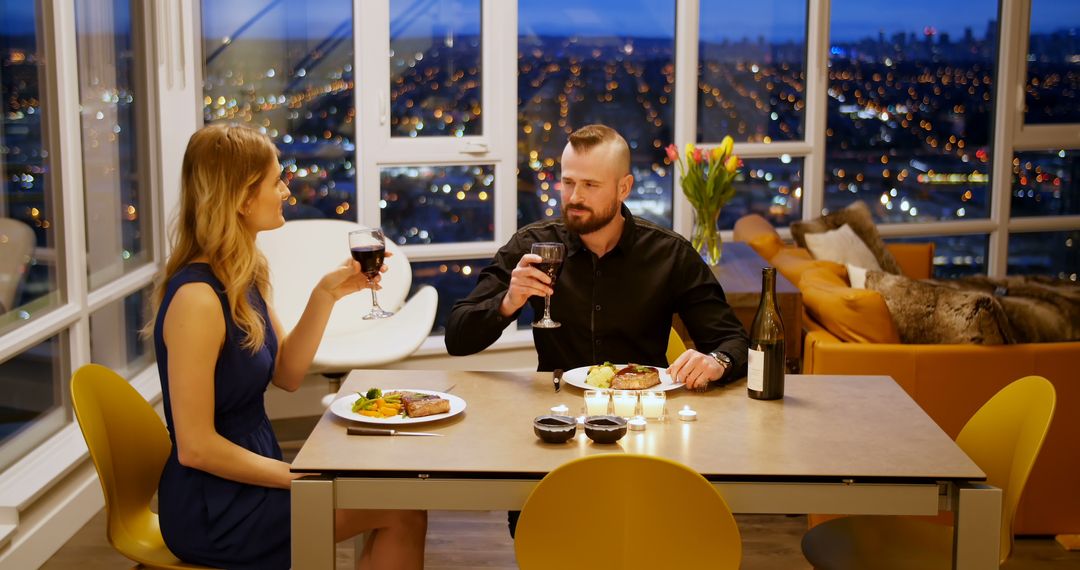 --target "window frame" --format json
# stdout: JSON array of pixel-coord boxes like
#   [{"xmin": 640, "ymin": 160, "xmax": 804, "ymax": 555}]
[{"xmin": 0, "ymin": 0, "xmax": 164, "ymax": 469}]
